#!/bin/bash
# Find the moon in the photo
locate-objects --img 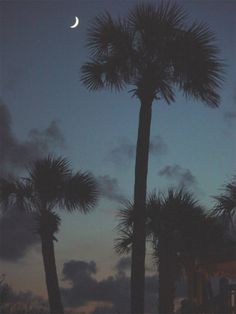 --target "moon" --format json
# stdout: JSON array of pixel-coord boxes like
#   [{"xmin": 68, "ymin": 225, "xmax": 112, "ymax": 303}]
[{"xmin": 70, "ymin": 16, "xmax": 79, "ymax": 29}]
